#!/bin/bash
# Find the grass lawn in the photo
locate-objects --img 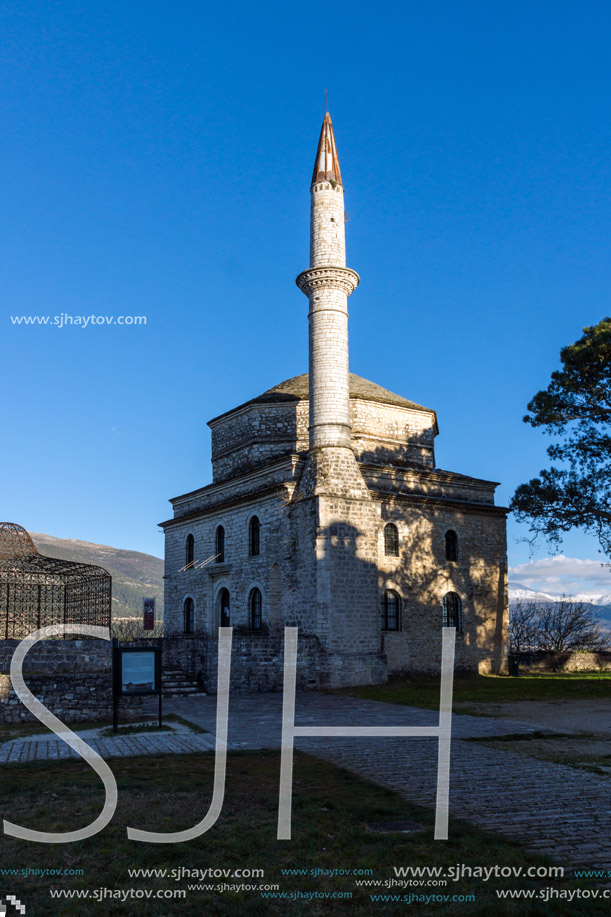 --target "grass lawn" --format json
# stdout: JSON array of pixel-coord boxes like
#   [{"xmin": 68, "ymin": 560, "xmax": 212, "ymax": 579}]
[
  {"xmin": 0, "ymin": 751, "xmax": 605, "ymax": 915},
  {"xmin": 338, "ymin": 673, "xmax": 611, "ymax": 713}
]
